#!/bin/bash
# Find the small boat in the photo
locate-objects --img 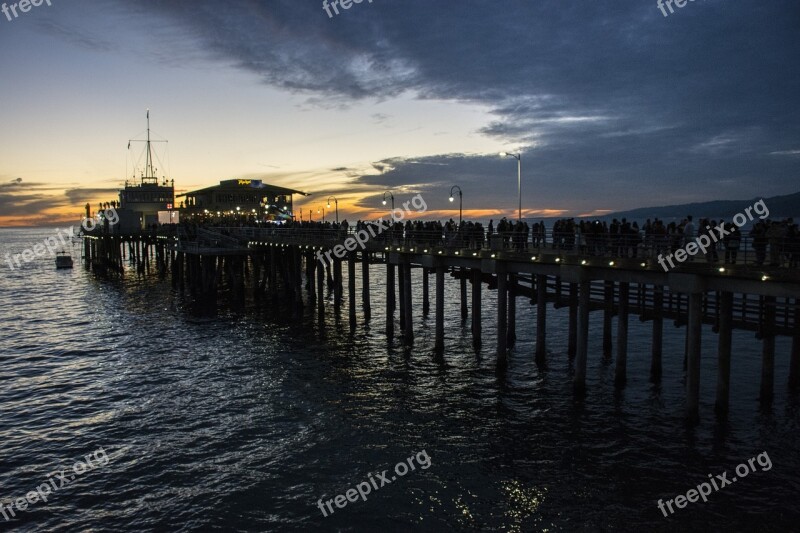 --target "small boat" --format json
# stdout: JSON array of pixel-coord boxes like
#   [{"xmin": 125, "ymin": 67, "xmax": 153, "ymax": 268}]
[{"xmin": 56, "ymin": 251, "xmax": 74, "ymax": 269}]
